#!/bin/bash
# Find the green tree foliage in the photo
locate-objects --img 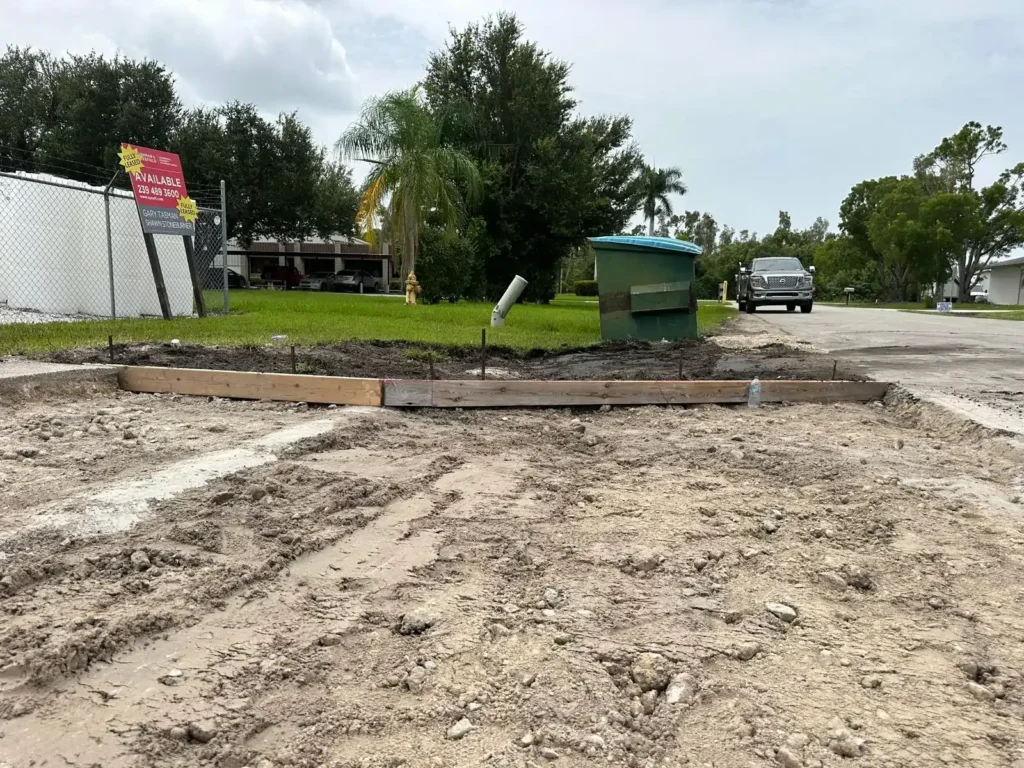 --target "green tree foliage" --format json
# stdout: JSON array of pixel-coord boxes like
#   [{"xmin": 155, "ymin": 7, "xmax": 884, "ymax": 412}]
[
  {"xmin": 915, "ymin": 122, "xmax": 1024, "ymax": 299},
  {"xmin": 338, "ymin": 87, "xmax": 482, "ymax": 282},
  {"xmin": 416, "ymin": 219, "xmax": 487, "ymax": 303},
  {"xmin": 424, "ymin": 13, "xmax": 644, "ymax": 301},
  {"xmin": 640, "ymin": 165, "xmax": 687, "ymax": 237},
  {"xmin": 0, "ymin": 47, "xmax": 359, "ymax": 246}
]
